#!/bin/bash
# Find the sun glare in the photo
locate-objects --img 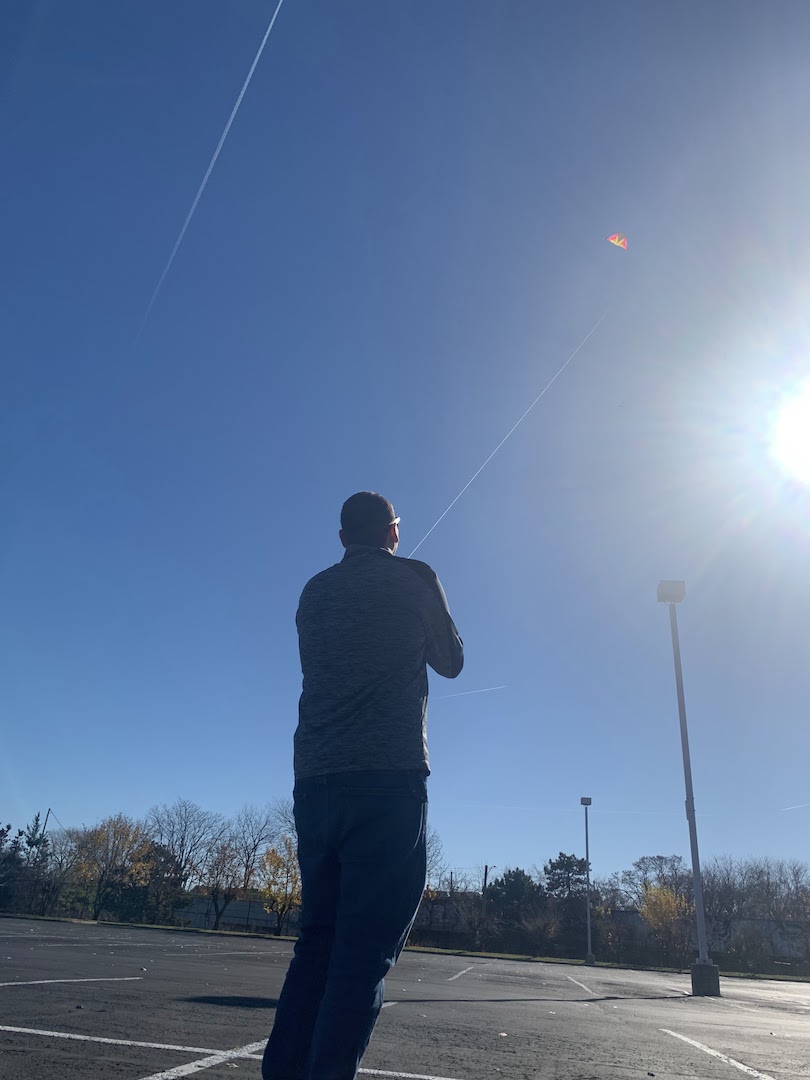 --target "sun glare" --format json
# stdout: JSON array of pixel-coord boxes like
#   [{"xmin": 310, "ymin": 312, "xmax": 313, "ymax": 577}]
[{"xmin": 771, "ymin": 383, "xmax": 810, "ymax": 485}]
